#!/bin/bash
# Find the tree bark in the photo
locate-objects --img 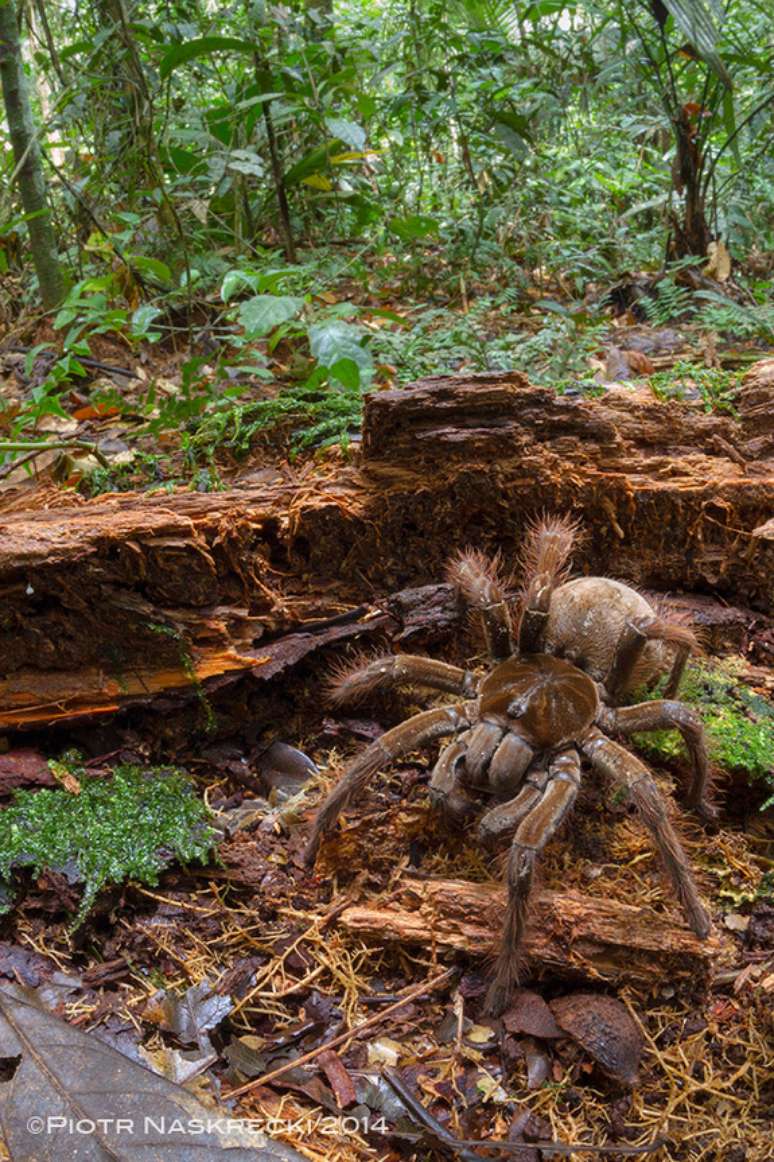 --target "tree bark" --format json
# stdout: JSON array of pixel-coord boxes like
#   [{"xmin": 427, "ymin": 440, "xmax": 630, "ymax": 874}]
[
  {"xmin": 0, "ymin": 0, "xmax": 65, "ymax": 308},
  {"xmin": 338, "ymin": 874, "xmax": 722, "ymax": 990}
]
